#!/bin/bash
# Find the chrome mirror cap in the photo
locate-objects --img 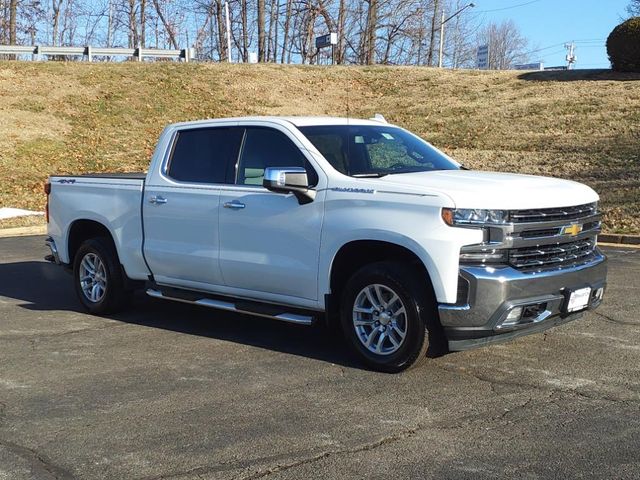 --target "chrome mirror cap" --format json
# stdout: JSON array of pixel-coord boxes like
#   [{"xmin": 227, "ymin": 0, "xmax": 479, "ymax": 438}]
[{"xmin": 263, "ymin": 167, "xmax": 315, "ymax": 205}]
